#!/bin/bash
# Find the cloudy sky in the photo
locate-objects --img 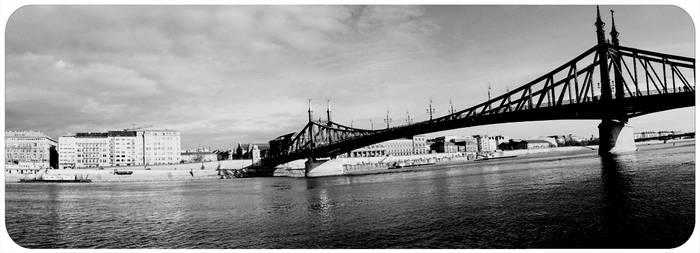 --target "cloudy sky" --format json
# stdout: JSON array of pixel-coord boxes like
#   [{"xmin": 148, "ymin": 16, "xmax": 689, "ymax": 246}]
[{"xmin": 5, "ymin": 5, "xmax": 695, "ymax": 149}]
